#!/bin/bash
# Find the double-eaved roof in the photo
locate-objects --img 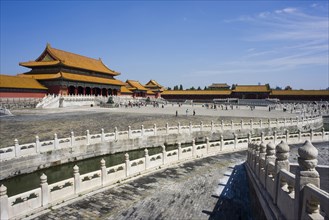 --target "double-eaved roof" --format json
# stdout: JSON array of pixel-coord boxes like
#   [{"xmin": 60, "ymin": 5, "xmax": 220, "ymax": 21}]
[
  {"xmin": 20, "ymin": 72, "xmax": 125, "ymax": 86},
  {"xmin": 20, "ymin": 44, "xmax": 120, "ymax": 76},
  {"xmin": 0, "ymin": 74, "xmax": 47, "ymax": 90}
]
